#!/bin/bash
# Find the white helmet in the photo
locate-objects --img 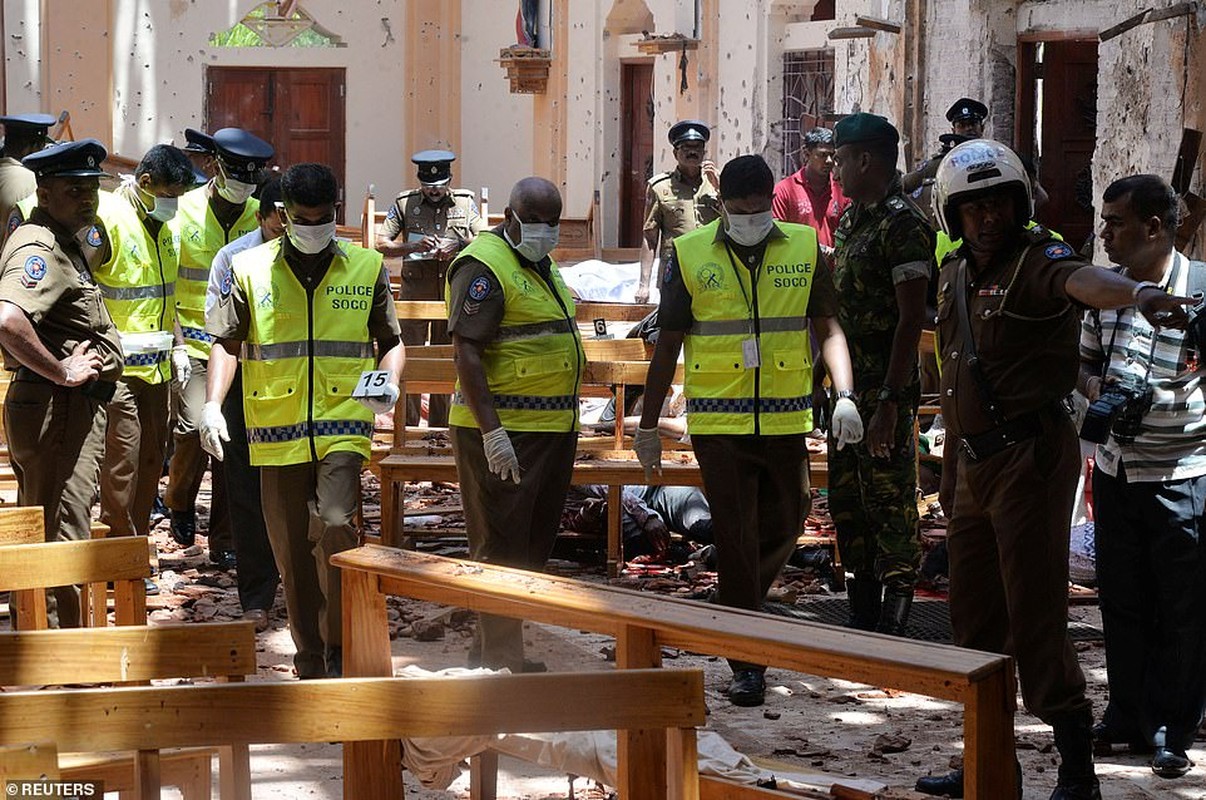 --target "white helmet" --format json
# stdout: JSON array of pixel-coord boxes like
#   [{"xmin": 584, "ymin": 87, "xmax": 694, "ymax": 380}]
[{"xmin": 932, "ymin": 139, "xmax": 1033, "ymax": 239}]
